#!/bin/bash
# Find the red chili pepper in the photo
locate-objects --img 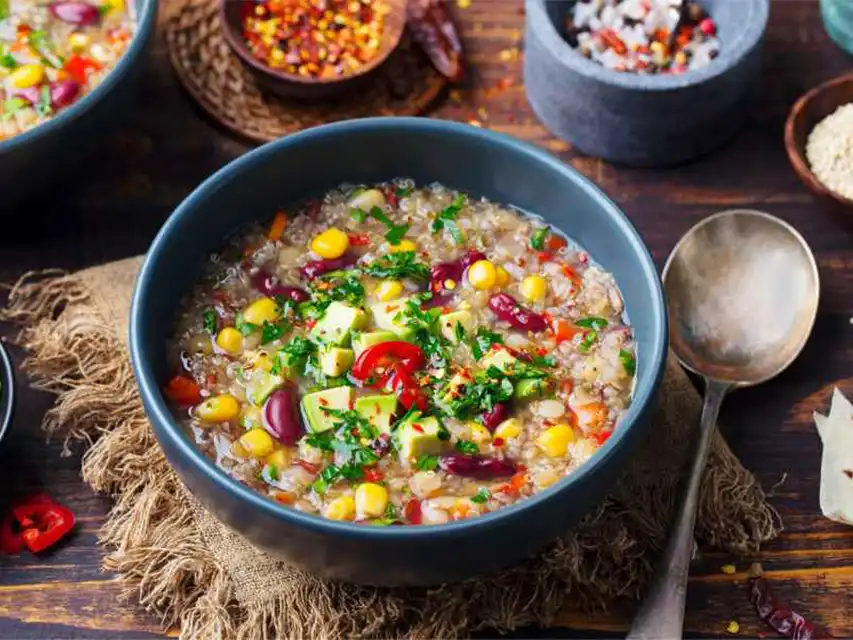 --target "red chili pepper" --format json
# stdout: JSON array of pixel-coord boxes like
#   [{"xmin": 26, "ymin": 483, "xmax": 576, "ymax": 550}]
[
  {"xmin": 404, "ymin": 498, "xmax": 422, "ymax": 524},
  {"xmin": 362, "ymin": 467, "xmax": 384, "ymax": 482},
  {"xmin": 749, "ymin": 567, "xmax": 833, "ymax": 638},
  {"xmin": 388, "ymin": 367, "xmax": 429, "ymax": 411},
  {"xmin": 164, "ymin": 375, "xmax": 203, "ymax": 406},
  {"xmin": 63, "ymin": 54, "xmax": 100, "ymax": 84},
  {"xmin": 4, "ymin": 494, "xmax": 75, "ymax": 554},
  {"xmin": 348, "ymin": 233, "xmax": 371, "ymax": 246},
  {"xmin": 406, "ymin": 0, "xmax": 464, "ymax": 81},
  {"xmin": 351, "ymin": 341, "xmax": 425, "ymax": 382}
]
